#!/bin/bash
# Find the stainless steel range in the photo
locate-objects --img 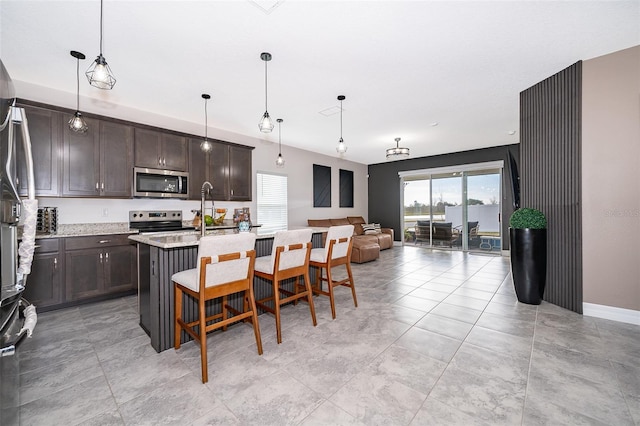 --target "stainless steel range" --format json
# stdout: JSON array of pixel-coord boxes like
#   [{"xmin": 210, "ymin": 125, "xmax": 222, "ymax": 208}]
[{"xmin": 129, "ymin": 210, "xmax": 195, "ymax": 233}]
